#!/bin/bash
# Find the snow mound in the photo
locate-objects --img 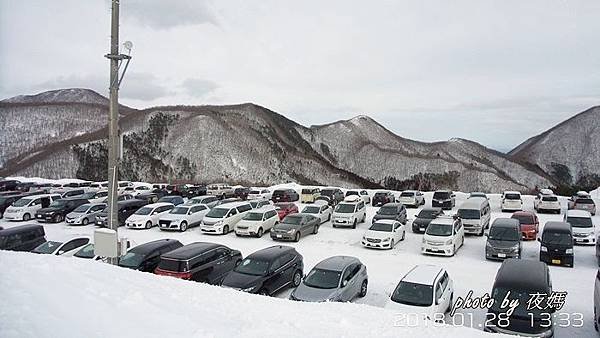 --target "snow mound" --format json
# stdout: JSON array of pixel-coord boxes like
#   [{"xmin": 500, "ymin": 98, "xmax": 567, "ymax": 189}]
[
  {"xmin": 0, "ymin": 251, "xmax": 494, "ymax": 338},
  {"xmin": 591, "ymin": 187, "xmax": 600, "ymax": 199}
]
